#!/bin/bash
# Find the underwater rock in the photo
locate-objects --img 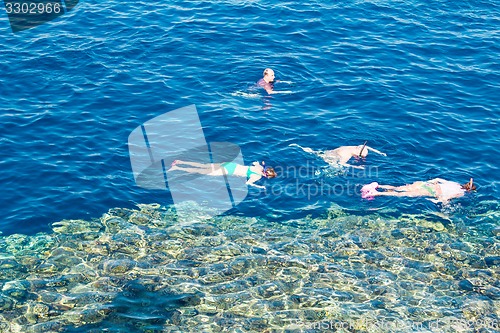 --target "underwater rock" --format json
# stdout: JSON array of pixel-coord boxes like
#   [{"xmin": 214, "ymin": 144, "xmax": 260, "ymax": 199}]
[
  {"xmin": 128, "ymin": 211, "xmax": 153, "ymax": 225},
  {"xmin": 101, "ymin": 215, "xmax": 132, "ymax": 234},
  {"xmin": 458, "ymin": 279, "xmax": 475, "ymax": 292},
  {"xmin": 370, "ymin": 299, "xmax": 386, "ymax": 309},
  {"xmin": 461, "ymin": 298, "xmax": 496, "ymax": 321},
  {"xmin": 0, "ymin": 202, "xmax": 499, "ymax": 332},
  {"xmin": 243, "ymin": 317, "xmax": 269, "ymax": 331},
  {"xmin": 101, "ymin": 259, "xmax": 136, "ymax": 274},
  {"xmin": 64, "ymin": 304, "xmax": 113, "ymax": 325},
  {"xmin": 51, "ymin": 219, "xmax": 102, "ymax": 235},
  {"xmin": 48, "ymin": 247, "xmax": 83, "ymax": 269},
  {"xmin": 403, "ymin": 259, "xmax": 435, "ymax": 273},
  {"xmin": 484, "ymin": 256, "xmax": 500, "ymax": 267},
  {"xmin": 0, "ymin": 295, "xmax": 15, "ymax": 311},
  {"xmin": 468, "ymin": 254, "xmax": 487, "ymax": 269},
  {"xmin": 28, "ymin": 320, "xmax": 63, "ymax": 333},
  {"xmin": 480, "ymin": 286, "xmax": 500, "ymax": 300},
  {"xmin": 390, "ymin": 229, "xmax": 406, "ymax": 239},
  {"xmin": 181, "ymin": 223, "xmax": 218, "ymax": 237},
  {"xmin": 359, "ymin": 249, "xmax": 386, "ymax": 264}
]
